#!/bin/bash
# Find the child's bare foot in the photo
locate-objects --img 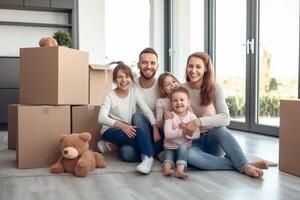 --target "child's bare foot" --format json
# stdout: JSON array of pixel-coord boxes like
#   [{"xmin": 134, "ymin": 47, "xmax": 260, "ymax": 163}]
[
  {"xmin": 175, "ymin": 170, "xmax": 189, "ymax": 179},
  {"xmin": 250, "ymin": 160, "xmax": 269, "ymax": 169},
  {"xmin": 163, "ymin": 163, "xmax": 174, "ymax": 176},
  {"xmin": 175, "ymin": 164, "xmax": 188, "ymax": 179},
  {"xmin": 244, "ymin": 164, "xmax": 264, "ymax": 178}
]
